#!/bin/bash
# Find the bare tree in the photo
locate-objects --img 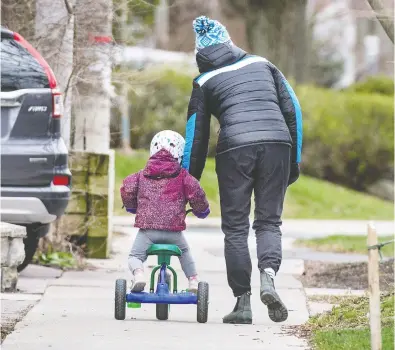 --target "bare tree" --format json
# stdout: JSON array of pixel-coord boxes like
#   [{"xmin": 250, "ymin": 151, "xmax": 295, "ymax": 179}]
[
  {"xmin": 366, "ymin": 0, "xmax": 394, "ymax": 43},
  {"xmin": 35, "ymin": 0, "xmax": 75, "ymax": 149},
  {"xmin": 227, "ymin": 0, "xmax": 308, "ymax": 83},
  {"xmin": 117, "ymin": 0, "xmax": 133, "ymax": 153},
  {"xmin": 207, "ymin": 0, "xmax": 221, "ymax": 20},
  {"xmin": 1, "ymin": 0, "xmax": 36, "ymax": 40},
  {"xmin": 155, "ymin": 0, "xmax": 169, "ymax": 49},
  {"xmin": 72, "ymin": 0, "xmax": 113, "ymax": 152}
]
